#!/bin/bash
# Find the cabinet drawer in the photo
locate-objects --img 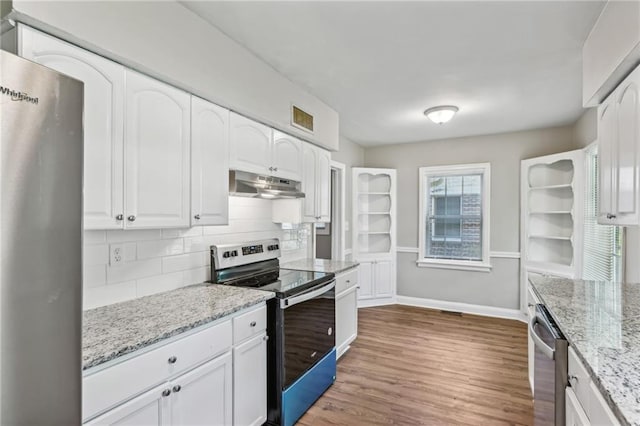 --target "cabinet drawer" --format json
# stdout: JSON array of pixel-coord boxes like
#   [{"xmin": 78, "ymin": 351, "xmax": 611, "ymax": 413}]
[
  {"xmin": 336, "ymin": 268, "xmax": 358, "ymax": 294},
  {"xmin": 568, "ymin": 347, "xmax": 592, "ymax": 417},
  {"xmin": 566, "ymin": 387, "xmax": 591, "ymax": 426},
  {"xmin": 83, "ymin": 319, "xmax": 232, "ymax": 421},
  {"xmin": 233, "ymin": 304, "xmax": 267, "ymax": 344}
]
